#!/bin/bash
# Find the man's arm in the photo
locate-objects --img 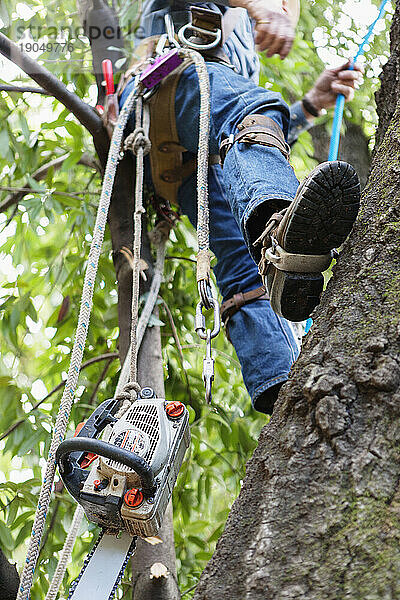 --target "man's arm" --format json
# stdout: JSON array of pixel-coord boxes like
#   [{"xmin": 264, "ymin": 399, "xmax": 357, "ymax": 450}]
[{"xmin": 288, "ymin": 62, "xmax": 363, "ymax": 145}]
